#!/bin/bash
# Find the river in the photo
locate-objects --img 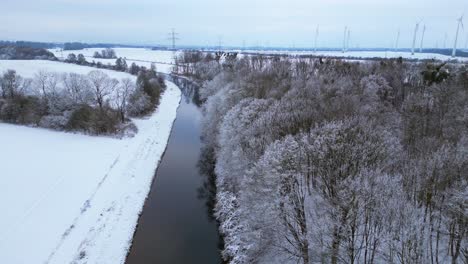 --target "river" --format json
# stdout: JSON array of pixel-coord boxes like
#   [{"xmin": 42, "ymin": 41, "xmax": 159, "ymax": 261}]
[{"xmin": 125, "ymin": 77, "xmax": 223, "ymax": 264}]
